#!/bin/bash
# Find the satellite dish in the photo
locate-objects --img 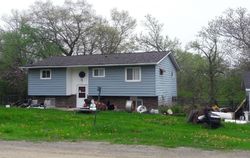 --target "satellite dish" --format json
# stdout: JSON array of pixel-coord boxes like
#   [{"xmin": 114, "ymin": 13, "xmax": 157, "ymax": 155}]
[{"xmin": 79, "ymin": 71, "xmax": 85, "ymax": 78}]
